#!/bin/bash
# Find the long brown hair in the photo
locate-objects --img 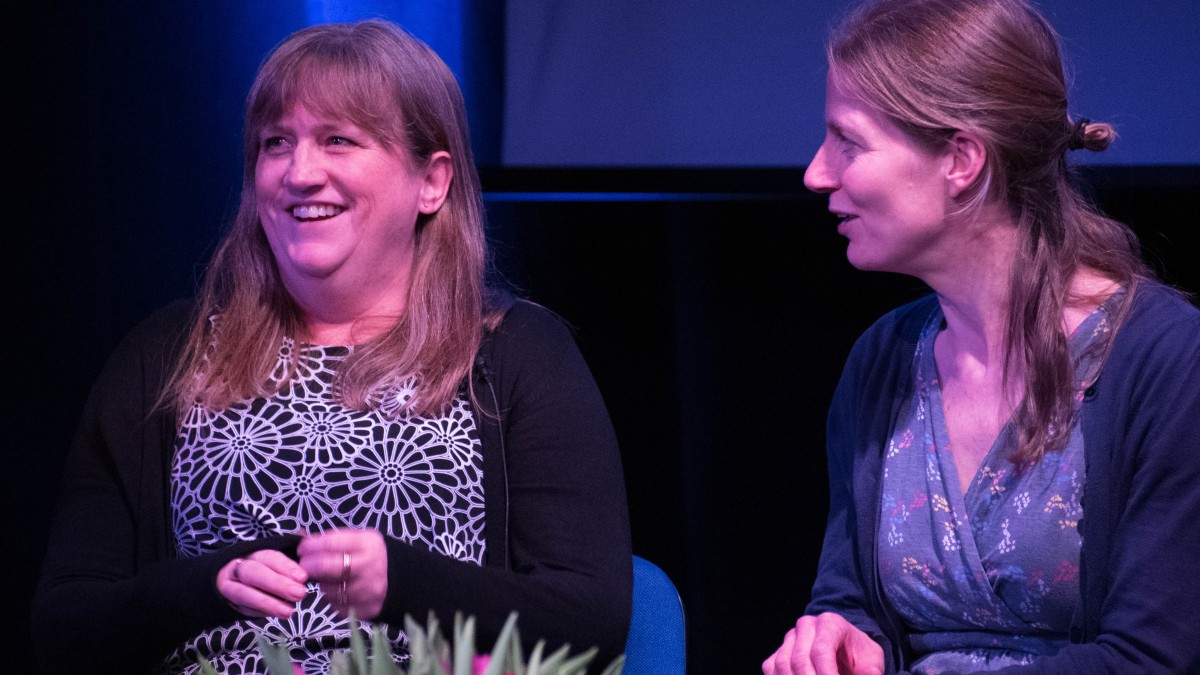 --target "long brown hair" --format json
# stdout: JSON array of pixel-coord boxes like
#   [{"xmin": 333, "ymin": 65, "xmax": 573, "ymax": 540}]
[
  {"xmin": 162, "ymin": 19, "xmax": 505, "ymax": 418},
  {"xmin": 828, "ymin": 0, "xmax": 1150, "ymax": 462}
]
